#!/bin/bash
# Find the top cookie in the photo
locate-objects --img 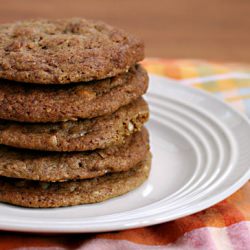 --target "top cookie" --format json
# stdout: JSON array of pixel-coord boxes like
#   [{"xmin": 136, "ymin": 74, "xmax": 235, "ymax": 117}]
[{"xmin": 0, "ymin": 18, "xmax": 144, "ymax": 84}]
